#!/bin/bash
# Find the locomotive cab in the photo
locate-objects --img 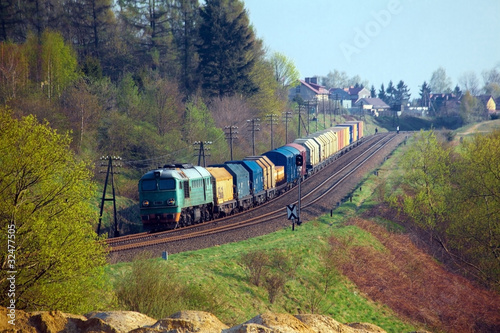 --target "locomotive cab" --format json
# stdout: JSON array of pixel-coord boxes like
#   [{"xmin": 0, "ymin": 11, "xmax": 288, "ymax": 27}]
[{"xmin": 139, "ymin": 168, "xmax": 183, "ymax": 231}]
